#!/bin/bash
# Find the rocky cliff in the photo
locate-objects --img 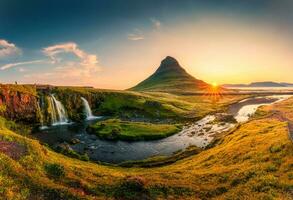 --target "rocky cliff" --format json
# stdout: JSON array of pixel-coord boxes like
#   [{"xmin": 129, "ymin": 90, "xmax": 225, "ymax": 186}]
[{"xmin": 0, "ymin": 84, "xmax": 40, "ymax": 123}]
